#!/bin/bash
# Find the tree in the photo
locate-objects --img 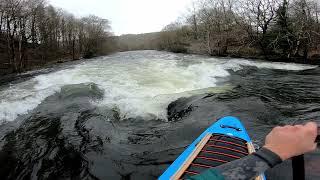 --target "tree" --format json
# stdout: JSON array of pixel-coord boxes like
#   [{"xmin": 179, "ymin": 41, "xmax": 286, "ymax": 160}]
[
  {"xmin": 156, "ymin": 22, "xmax": 190, "ymax": 53},
  {"xmin": 0, "ymin": 0, "xmax": 115, "ymax": 75},
  {"xmin": 81, "ymin": 15, "xmax": 111, "ymax": 58},
  {"xmin": 290, "ymin": 0, "xmax": 318, "ymax": 60},
  {"xmin": 177, "ymin": 0, "xmax": 243, "ymax": 55},
  {"xmin": 156, "ymin": 0, "xmax": 320, "ymax": 62},
  {"xmin": 271, "ymin": 0, "xmax": 295, "ymax": 59},
  {"xmin": 242, "ymin": 0, "xmax": 278, "ymax": 55}
]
